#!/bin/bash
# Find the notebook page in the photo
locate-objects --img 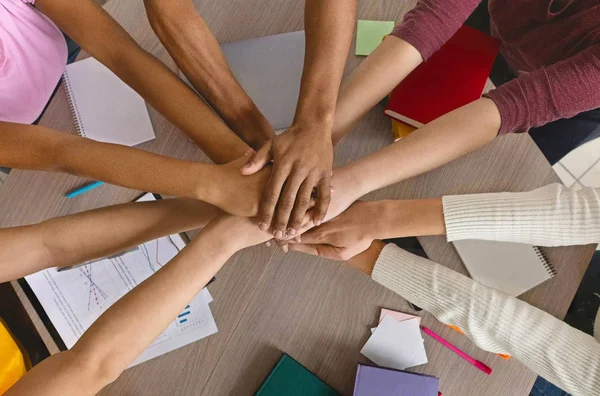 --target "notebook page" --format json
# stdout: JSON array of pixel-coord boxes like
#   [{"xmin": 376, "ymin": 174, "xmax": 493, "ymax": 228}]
[{"xmin": 64, "ymin": 57, "xmax": 155, "ymax": 146}]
